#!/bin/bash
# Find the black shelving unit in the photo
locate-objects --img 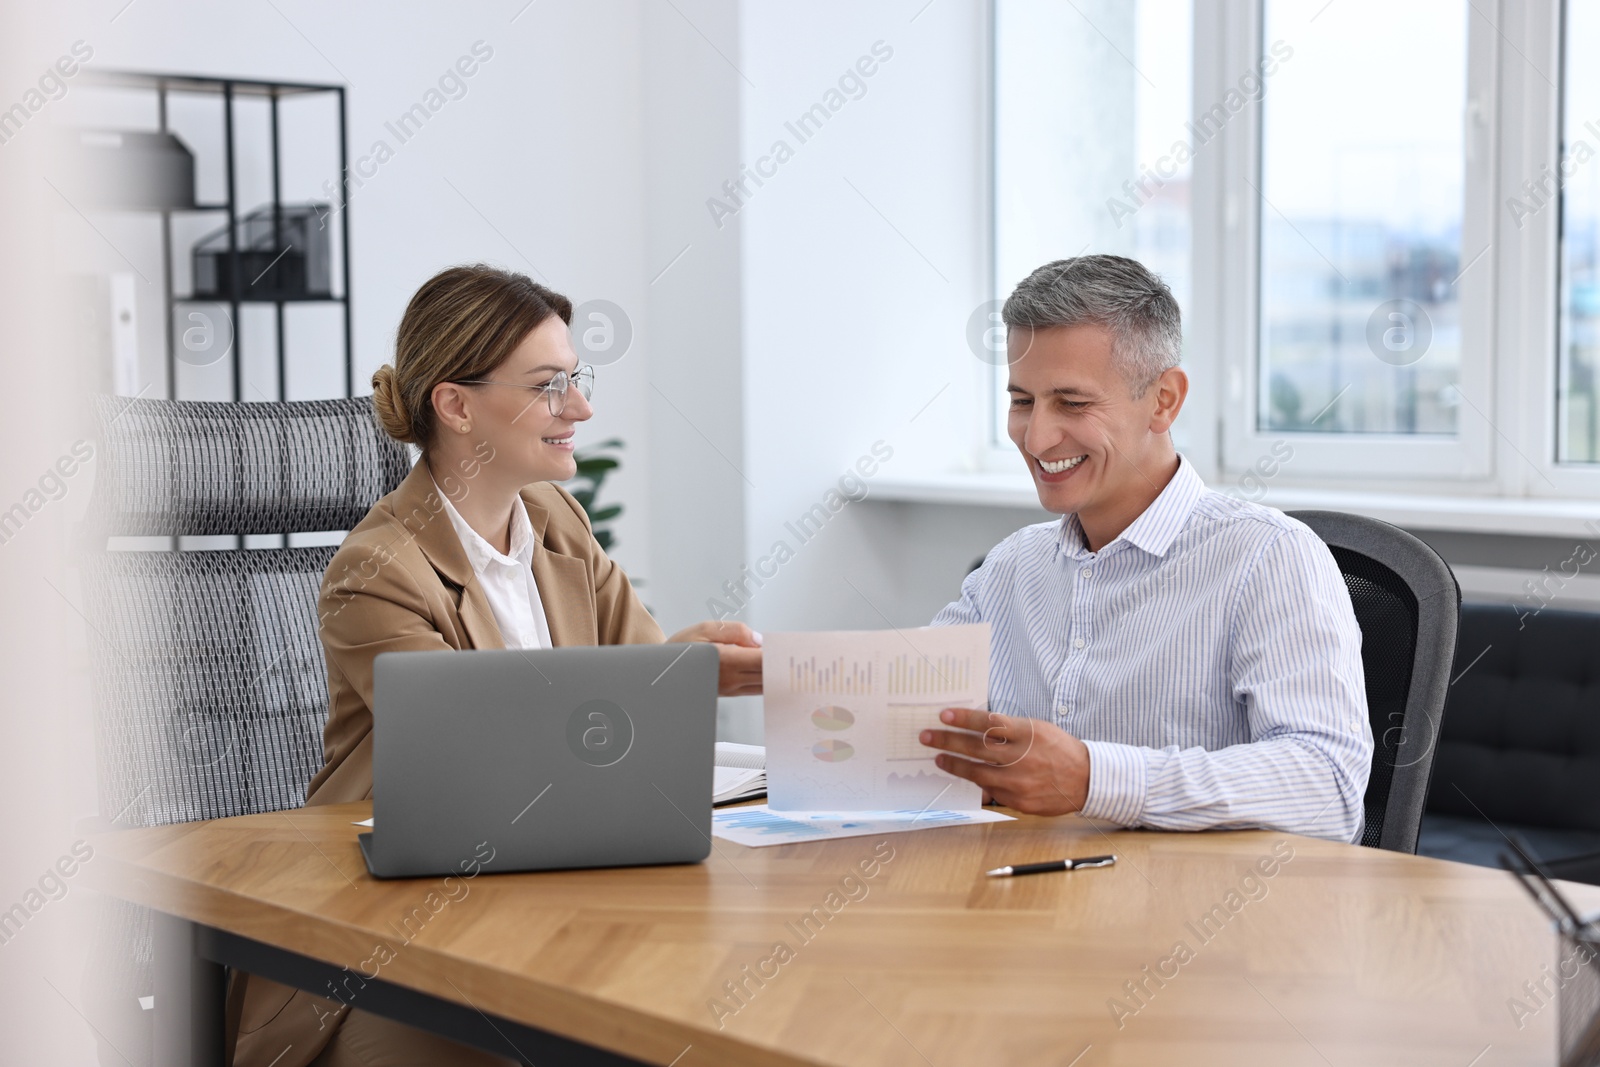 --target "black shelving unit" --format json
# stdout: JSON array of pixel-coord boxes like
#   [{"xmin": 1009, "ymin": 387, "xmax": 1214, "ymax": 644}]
[{"xmin": 85, "ymin": 71, "xmax": 353, "ymax": 402}]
